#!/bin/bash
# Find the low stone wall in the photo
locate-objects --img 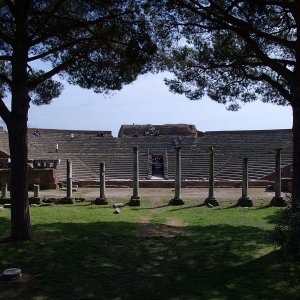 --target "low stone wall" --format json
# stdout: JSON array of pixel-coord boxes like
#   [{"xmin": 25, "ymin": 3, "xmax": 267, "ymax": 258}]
[
  {"xmin": 0, "ymin": 168, "xmax": 57, "ymax": 189},
  {"xmin": 29, "ymin": 169, "xmax": 57, "ymax": 189},
  {"xmin": 70, "ymin": 179, "xmax": 273, "ymax": 188},
  {"xmin": 262, "ymin": 164, "xmax": 292, "ymax": 181}
]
